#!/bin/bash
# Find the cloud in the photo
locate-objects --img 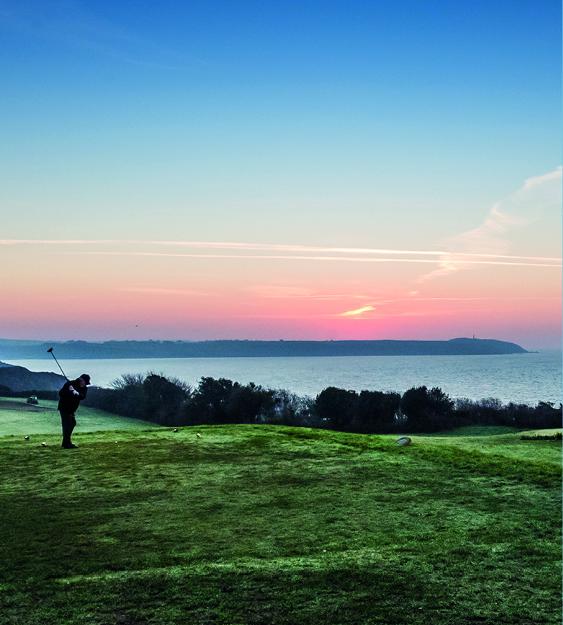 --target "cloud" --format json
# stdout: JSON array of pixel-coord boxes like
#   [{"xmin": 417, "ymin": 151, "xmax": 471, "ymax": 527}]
[
  {"xmin": 419, "ymin": 166, "xmax": 562, "ymax": 283},
  {"xmin": 1, "ymin": 239, "xmax": 560, "ymax": 269},
  {"xmin": 340, "ymin": 305, "xmax": 376, "ymax": 317},
  {"xmin": 523, "ymin": 166, "xmax": 563, "ymax": 190},
  {"xmin": 66, "ymin": 250, "xmax": 561, "ymax": 268}
]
